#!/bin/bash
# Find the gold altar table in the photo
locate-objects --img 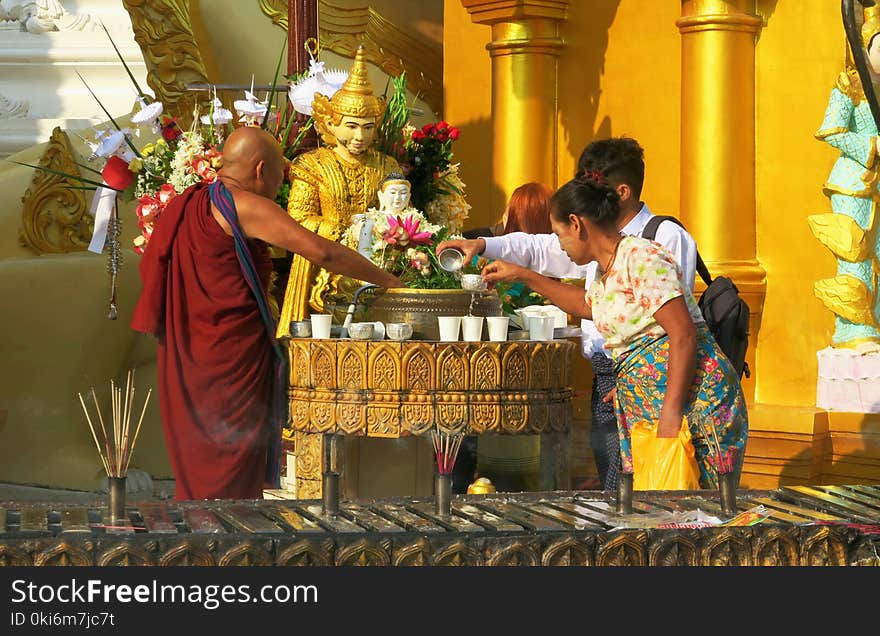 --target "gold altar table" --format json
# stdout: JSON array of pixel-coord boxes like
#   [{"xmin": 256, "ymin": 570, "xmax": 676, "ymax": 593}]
[{"xmin": 285, "ymin": 338, "xmax": 577, "ymax": 499}]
